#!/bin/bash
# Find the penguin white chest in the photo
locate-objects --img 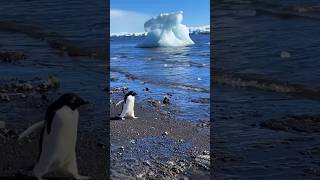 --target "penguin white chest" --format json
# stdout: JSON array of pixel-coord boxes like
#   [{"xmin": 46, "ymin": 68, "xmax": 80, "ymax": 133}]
[
  {"xmin": 54, "ymin": 106, "xmax": 79, "ymax": 145},
  {"xmin": 42, "ymin": 106, "xmax": 79, "ymax": 160},
  {"xmin": 120, "ymin": 95, "xmax": 135, "ymax": 118}
]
